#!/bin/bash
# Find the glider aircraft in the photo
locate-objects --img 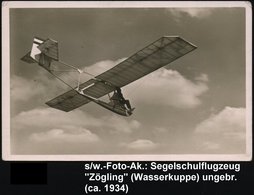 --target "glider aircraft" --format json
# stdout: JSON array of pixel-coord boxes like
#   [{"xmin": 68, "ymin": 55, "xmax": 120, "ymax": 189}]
[{"xmin": 21, "ymin": 36, "xmax": 197, "ymax": 116}]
